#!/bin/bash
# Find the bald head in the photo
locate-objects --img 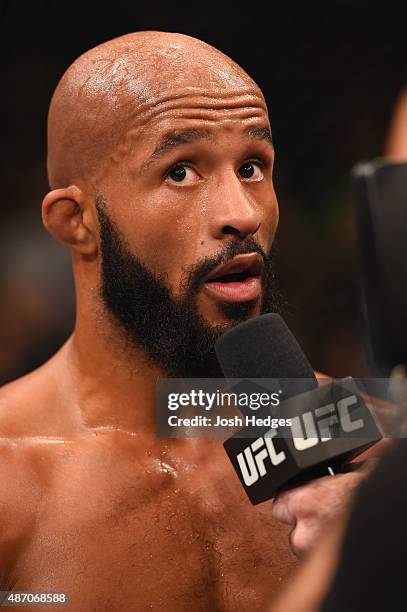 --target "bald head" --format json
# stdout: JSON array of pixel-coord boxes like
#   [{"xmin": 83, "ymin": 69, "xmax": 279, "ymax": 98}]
[
  {"xmin": 47, "ymin": 31, "xmax": 263, "ymax": 189},
  {"xmin": 43, "ymin": 30, "xmax": 277, "ymax": 368}
]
